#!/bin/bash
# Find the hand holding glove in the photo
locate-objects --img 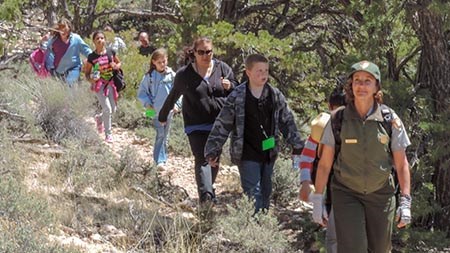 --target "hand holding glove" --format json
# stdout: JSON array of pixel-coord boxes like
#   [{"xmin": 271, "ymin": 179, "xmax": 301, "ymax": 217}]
[
  {"xmin": 396, "ymin": 194, "xmax": 412, "ymax": 228},
  {"xmin": 310, "ymin": 193, "xmax": 328, "ymax": 226}
]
